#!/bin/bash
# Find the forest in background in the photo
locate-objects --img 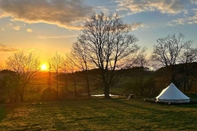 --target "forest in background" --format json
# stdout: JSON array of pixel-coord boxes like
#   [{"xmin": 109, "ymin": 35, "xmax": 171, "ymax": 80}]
[{"xmin": 0, "ymin": 62, "xmax": 197, "ymax": 103}]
